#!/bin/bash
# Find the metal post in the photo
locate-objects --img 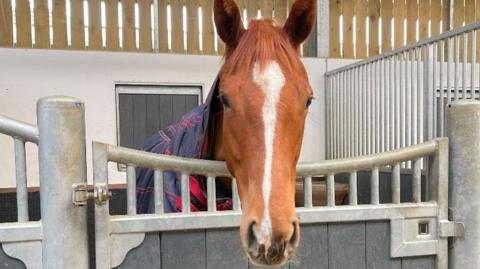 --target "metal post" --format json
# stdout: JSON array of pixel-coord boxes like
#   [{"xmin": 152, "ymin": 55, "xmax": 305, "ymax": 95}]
[
  {"xmin": 37, "ymin": 96, "xmax": 89, "ymax": 268},
  {"xmin": 447, "ymin": 100, "xmax": 480, "ymax": 269}
]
